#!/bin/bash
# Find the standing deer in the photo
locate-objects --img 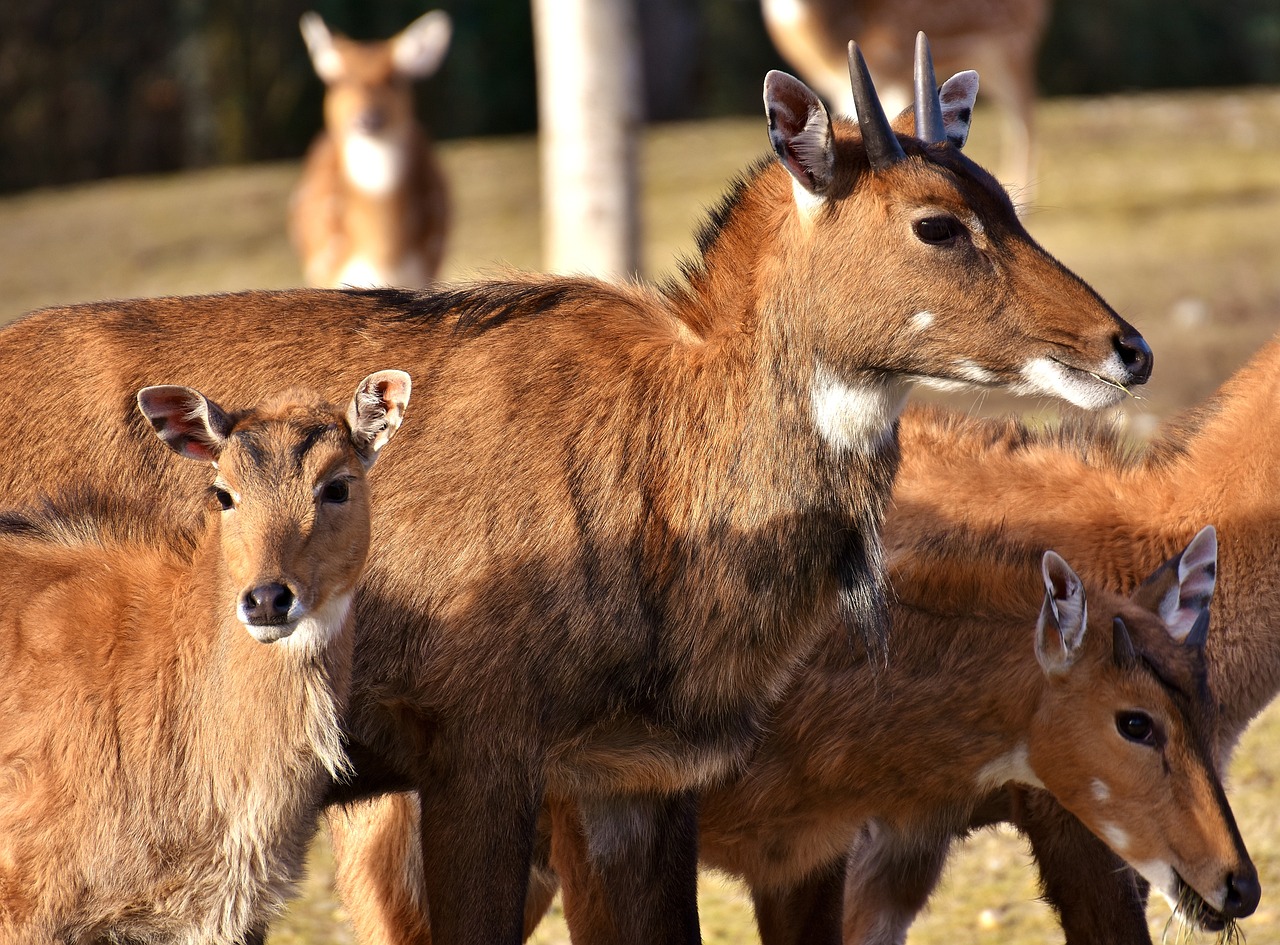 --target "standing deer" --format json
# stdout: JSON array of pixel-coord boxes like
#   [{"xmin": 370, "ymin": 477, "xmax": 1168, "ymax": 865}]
[
  {"xmin": 761, "ymin": 0, "xmax": 1049, "ymax": 200},
  {"xmin": 820, "ymin": 342, "xmax": 1280, "ymax": 945},
  {"xmin": 291, "ymin": 10, "xmax": 451, "ymax": 287},
  {"xmin": 0, "ymin": 39, "xmax": 1150, "ymax": 945},
  {"xmin": 0, "ymin": 371, "xmax": 410, "ymax": 945}
]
